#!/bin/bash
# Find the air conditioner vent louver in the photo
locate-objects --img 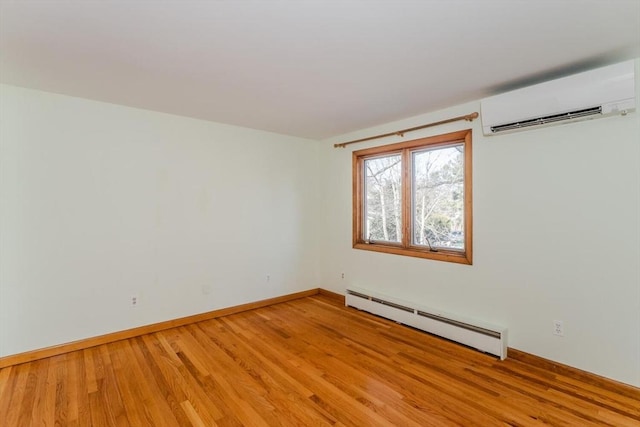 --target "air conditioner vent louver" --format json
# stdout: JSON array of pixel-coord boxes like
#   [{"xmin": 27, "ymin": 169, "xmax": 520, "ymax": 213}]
[
  {"xmin": 481, "ymin": 60, "xmax": 635, "ymax": 136},
  {"xmin": 490, "ymin": 106, "xmax": 602, "ymax": 133}
]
